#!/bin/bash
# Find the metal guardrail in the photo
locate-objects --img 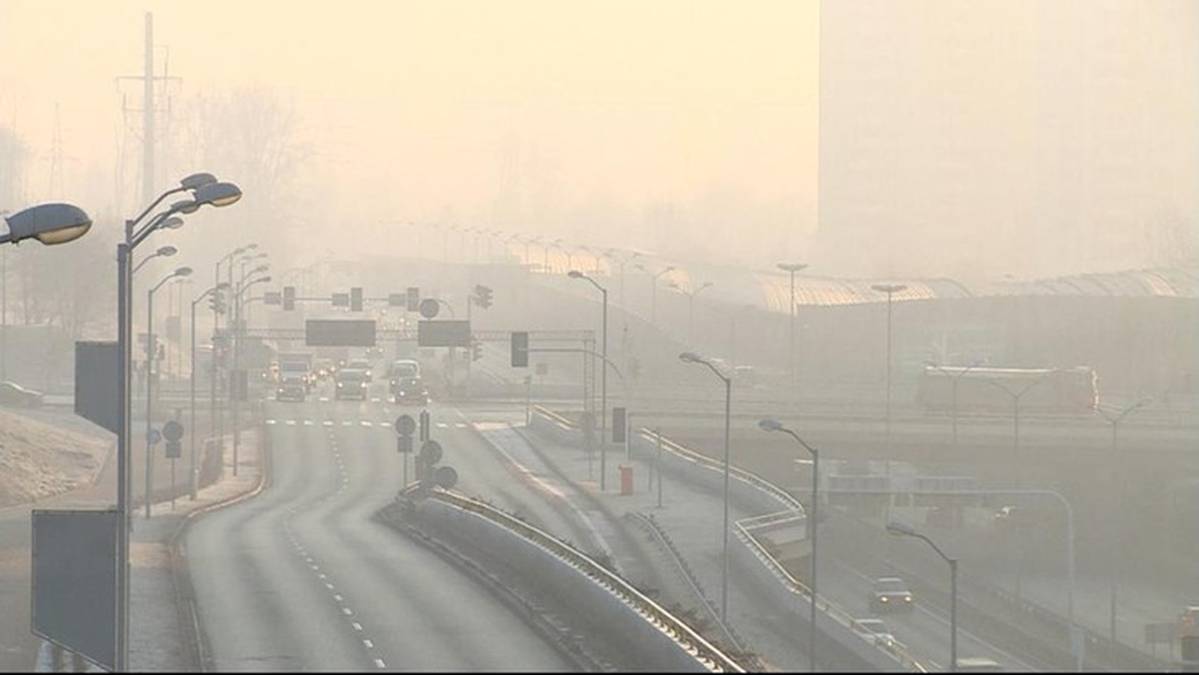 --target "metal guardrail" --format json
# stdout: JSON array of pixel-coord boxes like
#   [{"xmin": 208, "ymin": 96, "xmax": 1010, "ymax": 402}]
[
  {"xmin": 426, "ymin": 488, "xmax": 746, "ymax": 673},
  {"xmin": 732, "ymin": 521, "xmax": 927, "ymax": 673}
]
